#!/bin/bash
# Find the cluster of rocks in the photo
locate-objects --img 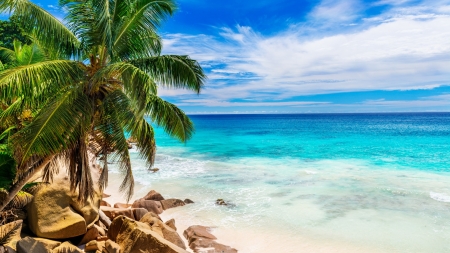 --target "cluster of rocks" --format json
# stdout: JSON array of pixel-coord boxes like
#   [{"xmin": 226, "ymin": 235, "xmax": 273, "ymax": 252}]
[{"xmin": 0, "ymin": 176, "xmax": 238, "ymax": 253}]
